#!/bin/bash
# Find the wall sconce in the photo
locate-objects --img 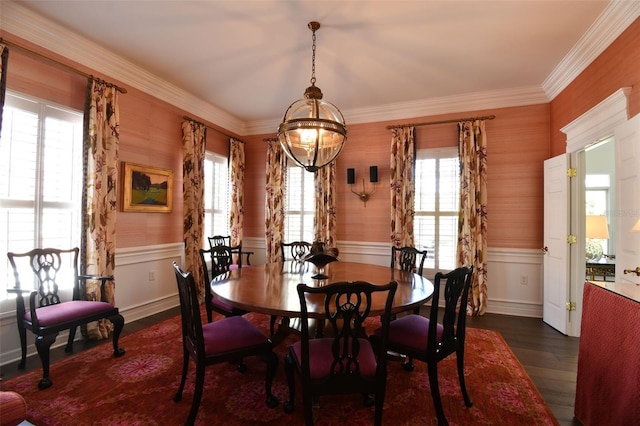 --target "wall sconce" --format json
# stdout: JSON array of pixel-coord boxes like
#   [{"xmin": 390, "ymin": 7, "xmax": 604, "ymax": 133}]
[{"xmin": 347, "ymin": 166, "xmax": 378, "ymax": 206}]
